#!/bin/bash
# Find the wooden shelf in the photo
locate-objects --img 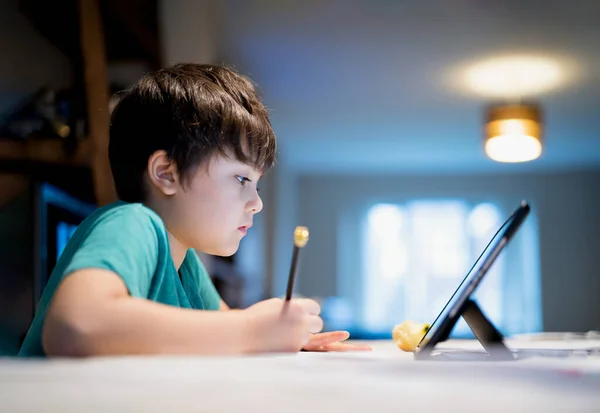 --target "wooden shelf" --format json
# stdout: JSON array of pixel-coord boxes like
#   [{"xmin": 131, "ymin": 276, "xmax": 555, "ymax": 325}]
[
  {"xmin": 7, "ymin": 0, "xmax": 147, "ymax": 205},
  {"xmin": 0, "ymin": 138, "xmax": 92, "ymax": 167}
]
